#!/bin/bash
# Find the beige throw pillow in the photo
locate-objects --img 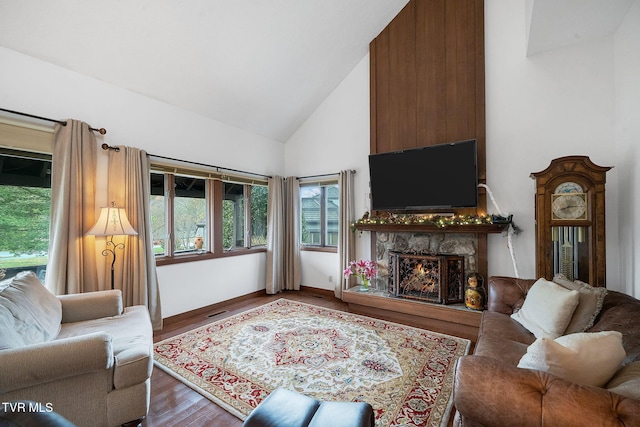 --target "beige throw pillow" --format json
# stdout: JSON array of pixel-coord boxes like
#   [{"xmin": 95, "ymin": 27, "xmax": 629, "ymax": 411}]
[
  {"xmin": 511, "ymin": 278, "xmax": 580, "ymax": 339},
  {"xmin": 0, "ymin": 271, "xmax": 62, "ymax": 349},
  {"xmin": 518, "ymin": 331, "xmax": 626, "ymax": 387},
  {"xmin": 553, "ymin": 274, "xmax": 607, "ymax": 334}
]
